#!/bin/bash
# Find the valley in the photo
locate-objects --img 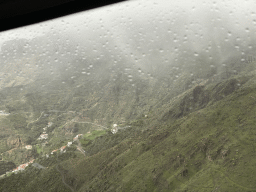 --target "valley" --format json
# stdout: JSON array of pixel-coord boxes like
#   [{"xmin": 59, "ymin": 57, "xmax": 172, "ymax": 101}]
[{"xmin": 0, "ymin": 1, "xmax": 256, "ymax": 190}]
